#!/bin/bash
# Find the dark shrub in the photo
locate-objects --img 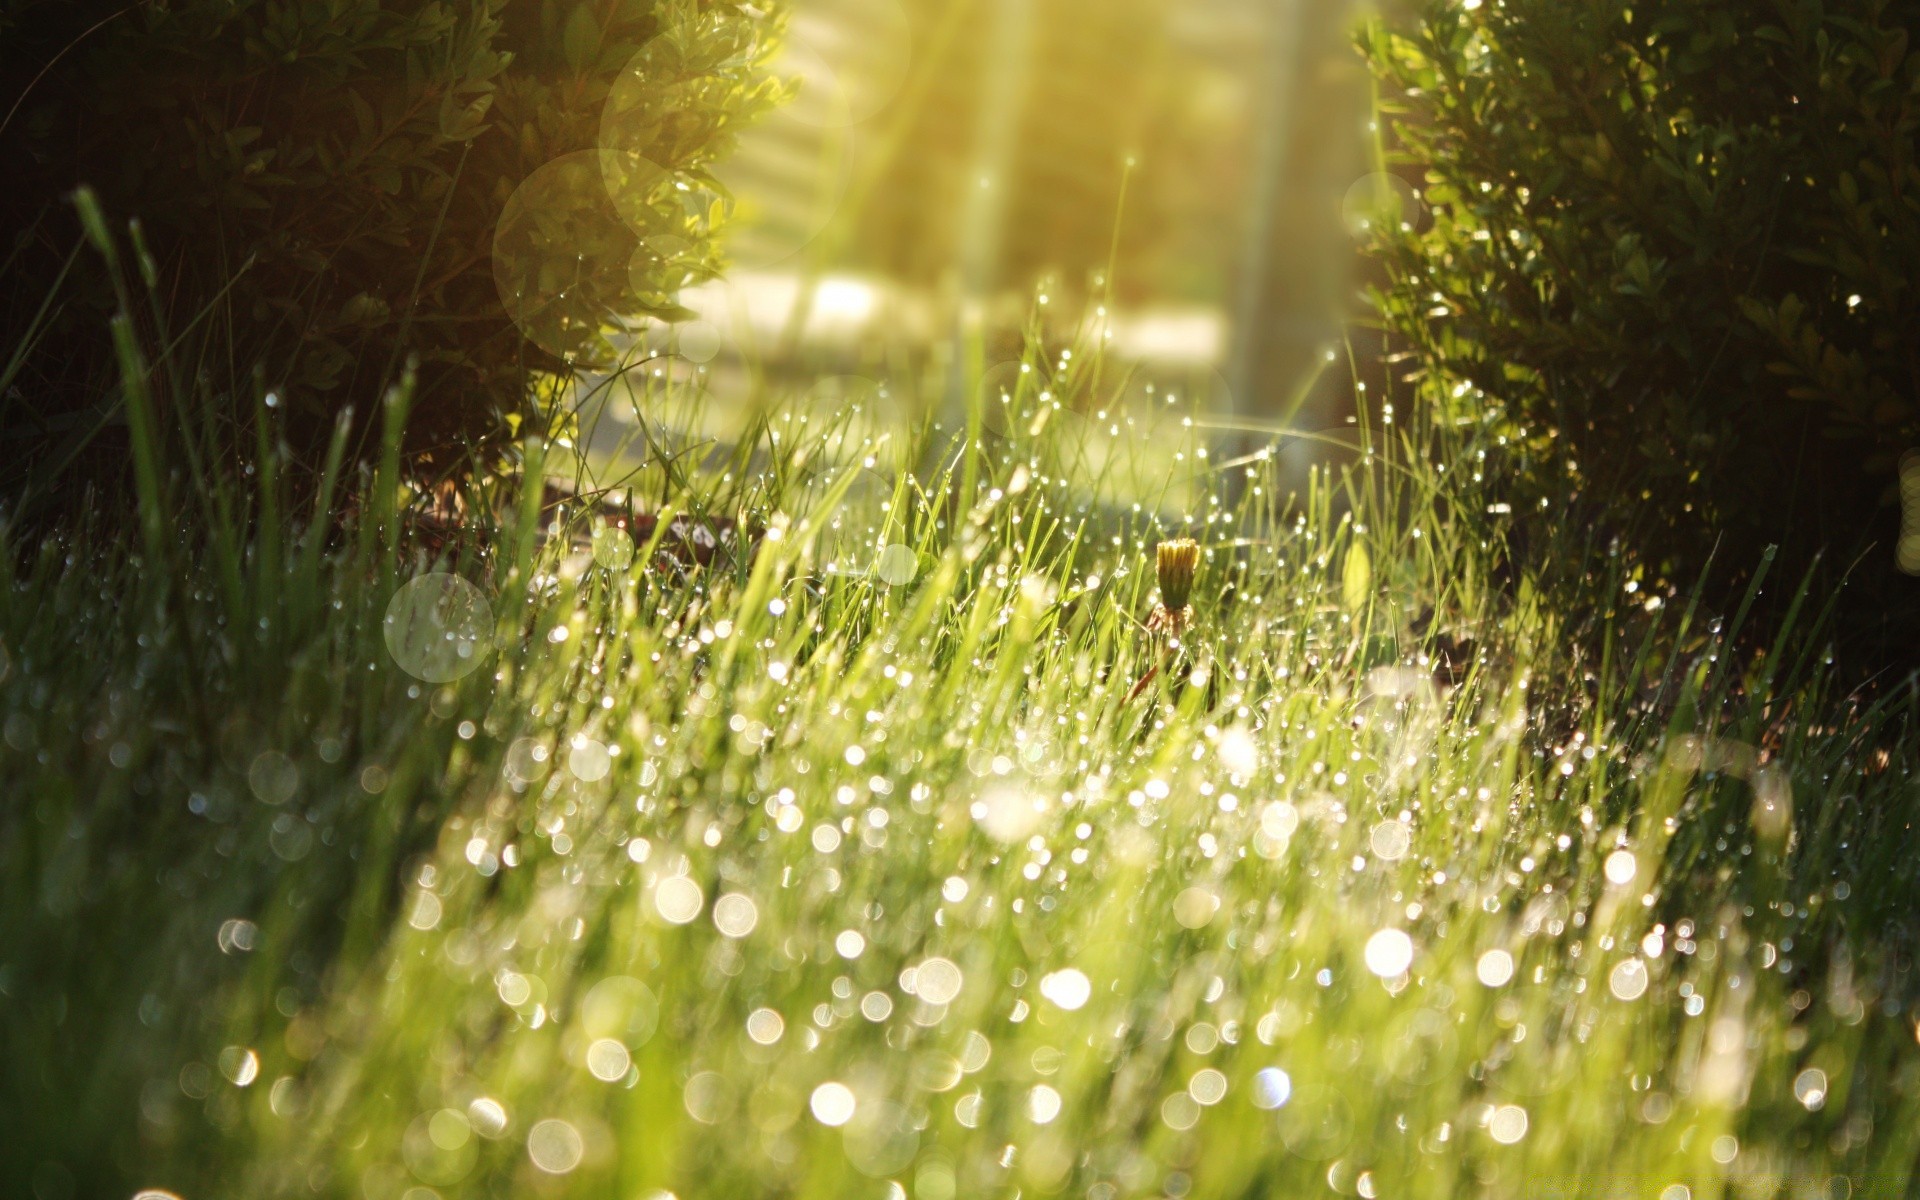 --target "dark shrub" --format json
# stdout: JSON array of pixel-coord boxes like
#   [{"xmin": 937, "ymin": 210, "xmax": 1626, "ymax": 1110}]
[
  {"xmin": 1, "ymin": 0, "xmax": 779, "ymax": 476},
  {"xmin": 1363, "ymin": 0, "xmax": 1920, "ymax": 660}
]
